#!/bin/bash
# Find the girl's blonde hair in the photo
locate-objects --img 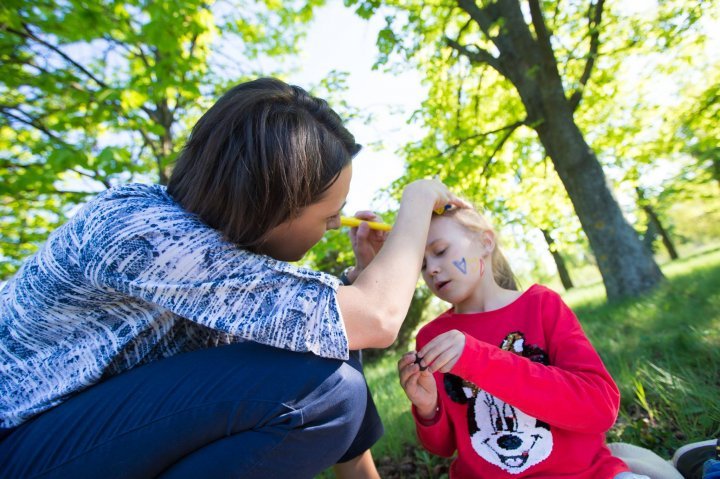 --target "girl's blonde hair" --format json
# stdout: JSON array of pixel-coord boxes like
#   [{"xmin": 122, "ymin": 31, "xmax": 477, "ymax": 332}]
[{"xmin": 436, "ymin": 207, "xmax": 518, "ymax": 291}]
